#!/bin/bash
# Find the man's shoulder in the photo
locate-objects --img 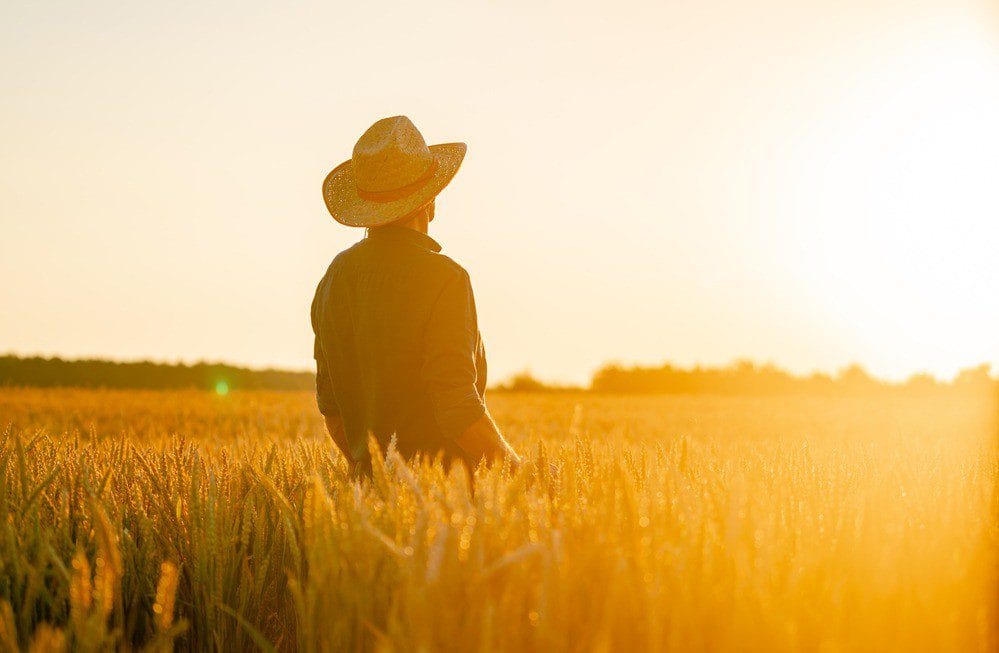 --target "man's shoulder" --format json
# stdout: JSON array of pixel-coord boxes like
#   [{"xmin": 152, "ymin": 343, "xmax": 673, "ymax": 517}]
[
  {"xmin": 321, "ymin": 236, "xmax": 470, "ymax": 284},
  {"xmin": 365, "ymin": 235, "xmax": 470, "ymax": 280},
  {"xmin": 431, "ymin": 252, "xmax": 470, "ymax": 281},
  {"xmin": 314, "ymin": 240, "xmax": 364, "ymax": 295},
  {"xmin": 330, "ymin": 238, "xmax": 367, "ymax": 268}
]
